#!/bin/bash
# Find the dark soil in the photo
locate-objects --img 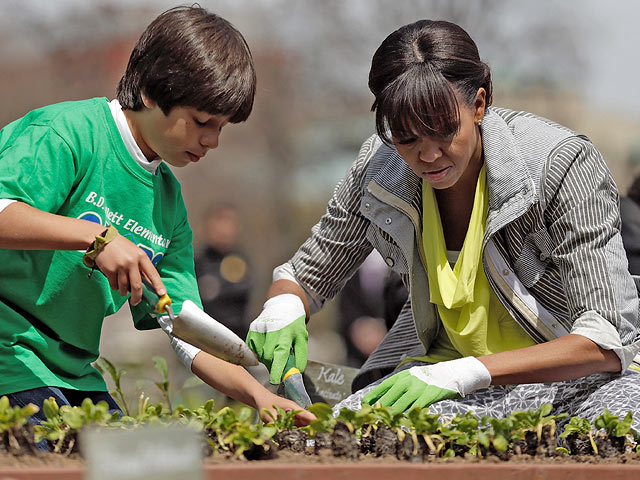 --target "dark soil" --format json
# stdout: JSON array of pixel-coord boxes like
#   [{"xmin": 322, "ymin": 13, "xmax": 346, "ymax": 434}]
[
  {"xmin": 275, "ymin": 428, "xmax": 307, "ymax": 453},
  {"xmin": 513, "ymin": 425, "xmax": 557, "ymax": 456},
  {"xmin": 396, "ymin": 433, "xmax": 429, "ymax": 462},
  {"xmin": 595, "ymin": 434, "xmax": 627, "ymax": 458},
  {"xmin": 2, "ymin": 424, "xmax": 640, "ymax": 468},
  {"xmin": 243, "ymin": 439, "xmax": 277, "ymax": 461},
  {"xmin": 373, "ymin": 426, "xmax": 397, "ymax": 458},
  {"xmin": 331, "ymin": 421, "xmax": 359, "ymax": 459},
  {"xmin": 2, "ymin": 425, "xmax": 39, "ymax": 456},
  {"xmin": 312, "ymin": 432, "xmax": 331, "ymax": 454},
  {"xmin": 564, "ymin": 433, "xmax": 595, "ymax": 456},
  {"xmin": 5, "ymin": 448, "xmax": 640, "ymax": 468}
]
